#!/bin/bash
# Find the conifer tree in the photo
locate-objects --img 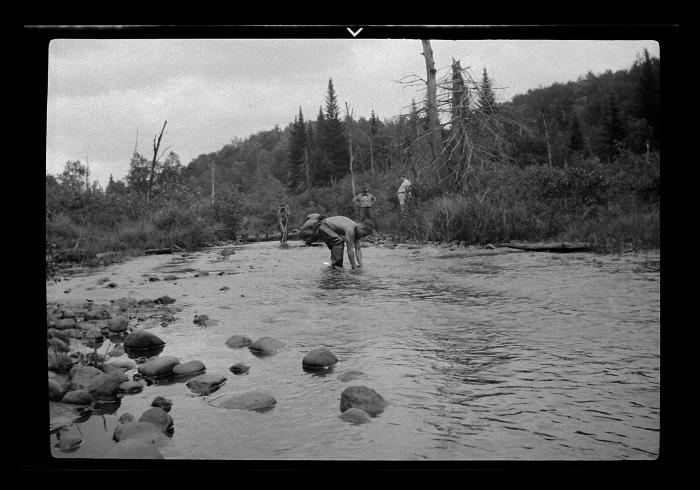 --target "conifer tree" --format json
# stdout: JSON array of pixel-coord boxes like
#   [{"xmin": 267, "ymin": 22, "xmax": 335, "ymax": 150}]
[
  {"xmin": 318, "ymin": 79, "xmax": 349, "ymax": 184},
  {"xmin": 286, "ymin": 107, "xmax": 307, "ymax": 191},
  {"xmin": 601, "ymin": 95, "xmax": 626, "ymax": 161},
  {"xmin": 569, "ymin": 114, "xmax": 585, "ymax": 153},
  {"xmin": 477, "ymin": 67, "xmax": 497, "ymax": 115}
]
